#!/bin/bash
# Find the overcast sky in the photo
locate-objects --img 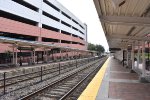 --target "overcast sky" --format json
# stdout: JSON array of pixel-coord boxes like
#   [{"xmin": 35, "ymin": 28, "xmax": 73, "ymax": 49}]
[{"xmin": 58, "ymin": 0, "xmax": 109, "ymax": 51}]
